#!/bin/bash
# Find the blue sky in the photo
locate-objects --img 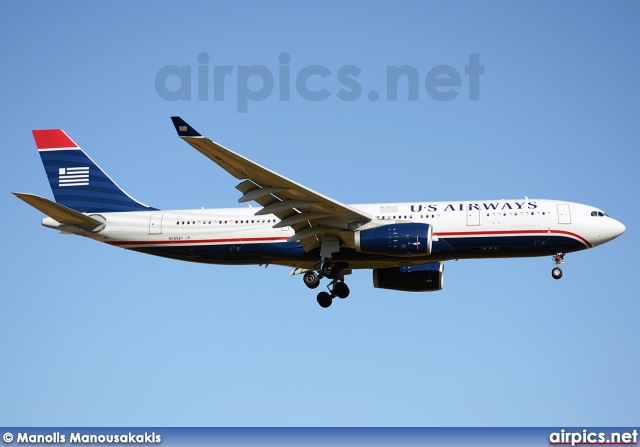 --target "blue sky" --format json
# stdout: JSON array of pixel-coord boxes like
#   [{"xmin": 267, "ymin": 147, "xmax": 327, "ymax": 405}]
[{"xmin": 1, "ymin": 1, "xmax": 639, "ymax": 427}]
